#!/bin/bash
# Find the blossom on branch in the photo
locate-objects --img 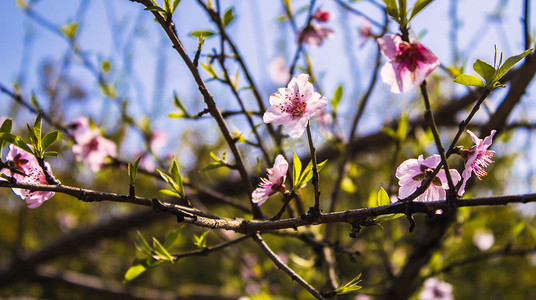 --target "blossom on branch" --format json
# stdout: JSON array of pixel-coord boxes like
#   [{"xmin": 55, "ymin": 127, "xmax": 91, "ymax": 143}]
[
  {"xmin": 264, "ymin": 74, "xmax": 328, "ymax": 138},
  {"xmin": 252, "ymin": 155, "xmax": 288, "ymax": 206},
  {"xmin": 419, "ymin": 277, "xmax": 454, "ymax": 300},
  {"xmin": 312, "ymin": 8, "xmax": 331, "ymax": 23},
  {"xmin": 1, "ymin": 145, "xmax": 55, "ymax": 208},
  {"xmin": 298, "ymin": 24, "xmax": 334, "ymax": 47},
  {"xmin": 396, "ymin": 154, "xmax": 461, "ymax": 202},
  {"xmin": 457, "ymin": 130, "xmax": 496, "ymax": 196},
  {"xmin": 377, "ymin": 34, "xmax": 440, "ymax": 93},
  {"xmin": 67, "ymin": 117, "xmax": 117, "ymax": 172}
]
